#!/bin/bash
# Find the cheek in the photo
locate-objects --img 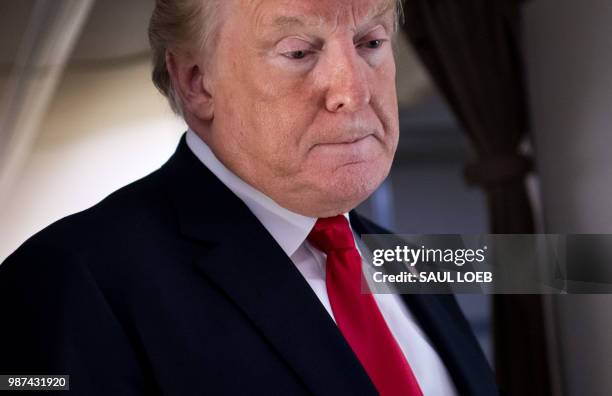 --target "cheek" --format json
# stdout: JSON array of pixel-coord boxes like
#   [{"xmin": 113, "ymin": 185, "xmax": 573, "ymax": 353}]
[
  {"xmin": 216, "ymin": 59, "xmax": 309, "ymax": 158},
  {"xmin": 246, "ymin": 77, "xmax": 319, "ymax": 167},
  {"xmin": 244, "ymin": 98, "xmax": 315, "ymax": 175},
  {"xmin": 373, "ymin": 64, "xmax": 400, "ymax": 145}
]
